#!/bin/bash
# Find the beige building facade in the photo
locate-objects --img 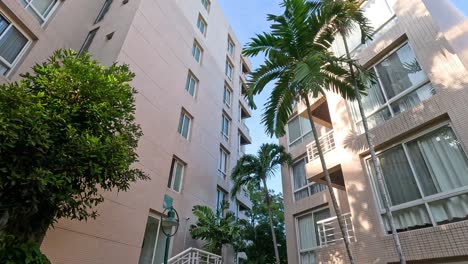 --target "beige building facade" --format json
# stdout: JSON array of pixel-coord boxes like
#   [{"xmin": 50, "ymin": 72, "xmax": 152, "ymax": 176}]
[
  {"xmin": 281, "ymin": 0, "xmax": 468, "ymax": 263},
  {"xmin": 0, "ymin": 0, "xmax": 252, "ymax": 263}
]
